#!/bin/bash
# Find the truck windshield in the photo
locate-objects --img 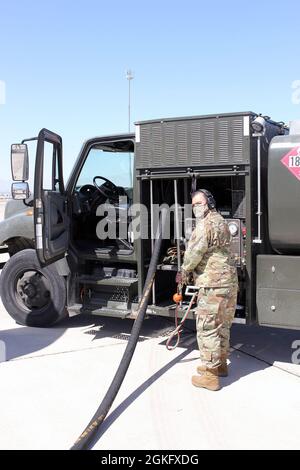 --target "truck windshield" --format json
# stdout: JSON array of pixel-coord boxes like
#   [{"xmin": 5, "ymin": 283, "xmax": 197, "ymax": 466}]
[{"xmin": 76, "ymin": 147, "xmax": 134, "ymax": 193}]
